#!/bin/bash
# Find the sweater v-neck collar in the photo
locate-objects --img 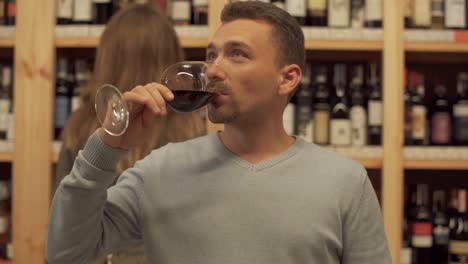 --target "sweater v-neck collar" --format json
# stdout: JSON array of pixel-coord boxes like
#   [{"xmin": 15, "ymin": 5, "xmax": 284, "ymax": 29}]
[{"xmin": 207, "ymin": 132, "xmax": 304, "ymax": 171}]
